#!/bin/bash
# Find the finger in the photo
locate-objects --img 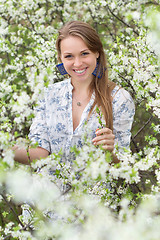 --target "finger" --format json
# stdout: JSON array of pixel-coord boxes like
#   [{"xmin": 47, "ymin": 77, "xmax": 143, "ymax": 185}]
[
  {"xmin": 96, "ymin": 128, "xmax": 112, "ymax": 136},
  {"xmin": 92, "ymin": 134, "xmax": 115, "ymax": 143},
  {"xmin": 93, "ymin": 139, "xmax": 114, "ymax": 152},
  {"xmin": 93, "ymin": 139, "xmax": 114, "ymax": 146}
]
